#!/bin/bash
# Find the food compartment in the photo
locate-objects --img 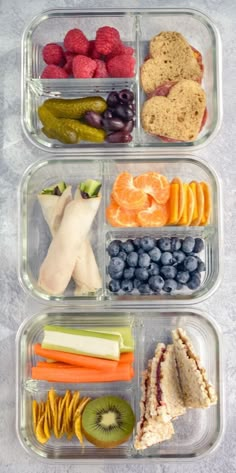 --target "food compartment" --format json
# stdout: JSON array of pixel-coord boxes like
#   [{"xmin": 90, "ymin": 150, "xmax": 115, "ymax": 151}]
[
  {"xmin": 22, "ymin": 8, "xmax": 221, "ymax": 153},
  {"xmin": 135, "ymin": 310, "xmax": 222, "ymax": 459},
  {"xmin": 19, "ymin": 158, "xmax": 104, "ymax": 301},
  {"xmin": 16, "ymin": 308, "xmax": 223, "ymax": 462},
  {"xmin": 16, "ymin": 312, "xmax": 138, "ymax": 461},
  {"xmin": 137, "ymin": 10, "xmax": 222, "ymax": 149},
  {"xmin": 19, "ymin": 155, "xmax": 222, "ymax": 304},
  {"xmin": 103, "ymin": 156, "xmax": 221, "ymax": 304},
  {"xmin": 23, "ymin": 83, "xmax": 137, "ymax": 150}
]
